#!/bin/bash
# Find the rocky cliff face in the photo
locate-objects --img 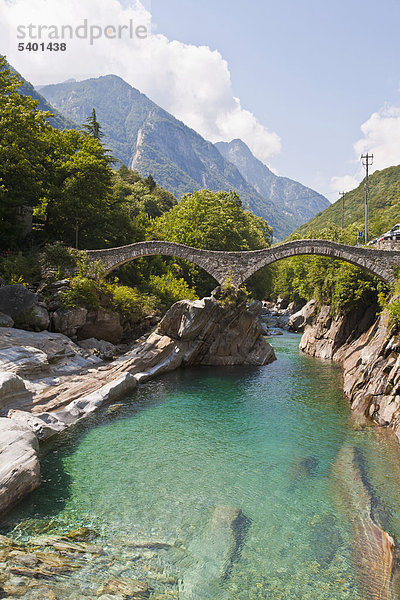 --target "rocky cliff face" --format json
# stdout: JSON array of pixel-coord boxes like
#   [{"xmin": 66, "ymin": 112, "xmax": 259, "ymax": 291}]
[
  {"xmin": 299, "ymin": 303, "xmax": 400, "ymax": 443},
  {"xmin": 215, "ymin": 139, "xmax": 329, "ymax": 228}
]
